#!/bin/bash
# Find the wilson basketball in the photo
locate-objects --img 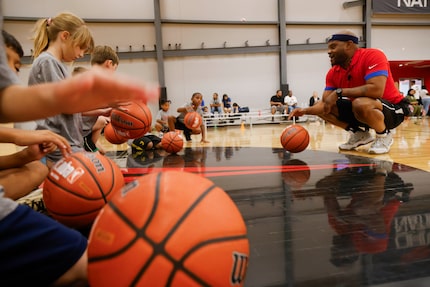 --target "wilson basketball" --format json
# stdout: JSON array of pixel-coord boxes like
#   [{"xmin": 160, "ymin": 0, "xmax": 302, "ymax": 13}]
[
  {"xmin": 280, "ymin": 124, "xmax": 310, "ymax": 153},
  {"xmin": 184, "ymin": 111, "xmax": 203, "ymax": 130},
  {"xmin": 88, "ymin": 171, "xmax": 249, "ymax": 286},
  {"xmin": 111, "ymin": 101, "xmax": 152, "ymax": 139},
  {"xmin": 161, "ymin": 131, "xmax": 184, "ymax": 154},
  {"xmin": 104, "ymin": 123, "xmax": 128, "ymax": 144},
  {"xmin": 43, "ymin": 151, "xmax": 125, "ymax": 228}
]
